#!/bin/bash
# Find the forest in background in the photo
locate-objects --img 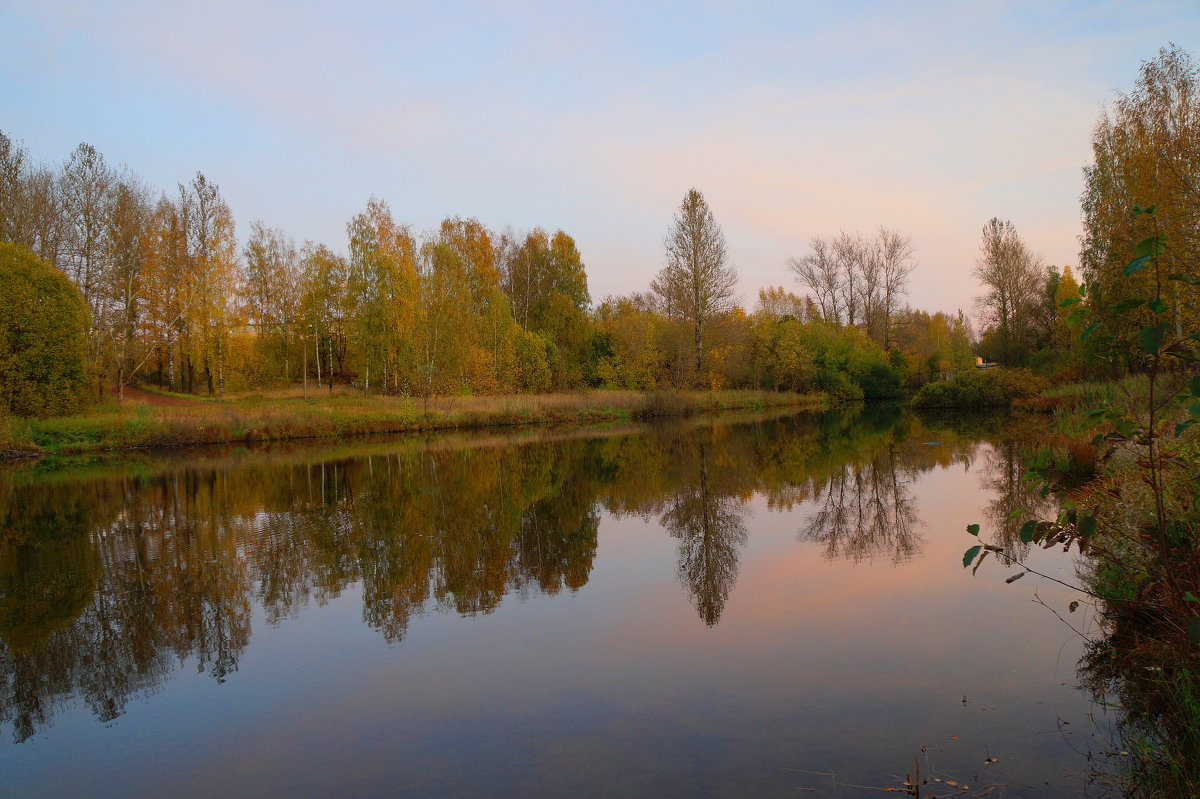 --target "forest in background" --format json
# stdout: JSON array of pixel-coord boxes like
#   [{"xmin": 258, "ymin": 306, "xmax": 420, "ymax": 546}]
[{"xmin": 1, "ymin": 136, "xmax": 980, "ymax": 416}]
